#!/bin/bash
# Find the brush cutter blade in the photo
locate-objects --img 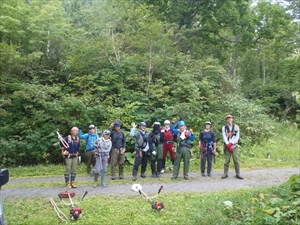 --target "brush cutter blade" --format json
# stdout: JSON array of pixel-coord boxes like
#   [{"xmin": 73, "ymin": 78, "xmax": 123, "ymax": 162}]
[
  {"xmin": 131, "ymin": 184, "xmax": 142, "ymax": 193},
  {"xmin": 59, "ymin": 191, "xmax": 75, "ymax": 199}
]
